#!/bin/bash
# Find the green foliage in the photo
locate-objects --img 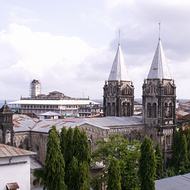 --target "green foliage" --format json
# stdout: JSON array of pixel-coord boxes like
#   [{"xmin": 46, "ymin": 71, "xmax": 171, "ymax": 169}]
[
  {"xmin": 79, "ymin": 161, "xmax": 90, "ymax": 190},
  {"xmin": 139, "ymin": 137, "xmax": 156, "ymax": 190},
  {"xmin": 67, "ymin": 157, "xmax": 79, "ymax": 190},
  {"xmin": 60, "ymin": 127, "xmax": 90, "ymax": 190},
  {"xmin": 90, "ymin": 175, "xmax": 103, "ymax": 190},
  {"xmin": 179, "ymin": 134, "xmax": 189, "ymax": 173},
  {"xmin": 155, "ymin": 144, "xmax": 164, "ymax": 179},
  {"xmin": 92, "ymin": 135, "xmax": 140, "ymax": 190},
  {"xmin": 60, "ymin": 127, "xmax": 67, "ymax": 158},
  {"xmin": 171, "ymin": 130, "xmax": 189, "ymax": 174},
  {"xmin": 33, "ymin": 168, "xmax": 45, "ymax": 188},
  {"xmin": 107, "ymin": 158, "xmax": 121, "ymax": 190},
  {"xmin": 44, "ymin": 126, "xmax": 66, "ymax": 190}
]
